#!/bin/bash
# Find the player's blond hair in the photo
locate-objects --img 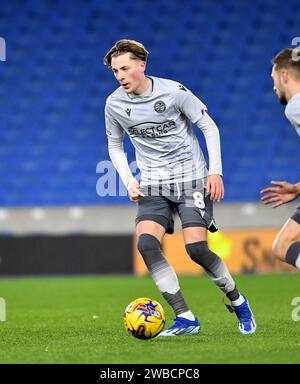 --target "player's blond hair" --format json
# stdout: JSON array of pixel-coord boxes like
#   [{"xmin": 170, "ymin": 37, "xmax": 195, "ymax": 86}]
[
  {"xmin": 272, "ymin": 48, "xmax": 300, "ymax": 79},
  {"xmin": 103, "ymin": 39, "xmax": 149, "ymax": 68}
]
